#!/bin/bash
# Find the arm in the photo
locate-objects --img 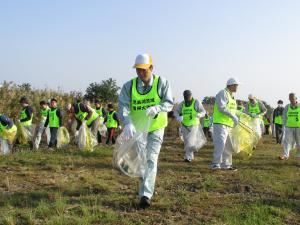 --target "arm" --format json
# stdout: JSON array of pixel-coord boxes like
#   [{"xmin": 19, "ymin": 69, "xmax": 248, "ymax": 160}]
[
  {"xmin": 57, "ymin": 109, "xmax": 63, "ymax": 127},
  {"xmin": 282, "ymin": 105, "xmax": 288, "ymax": 126},
  {"xmin": 215, "ymin": 90, "xmax": 236, "ymax": 119},
  {"xmin": 173, "ymin": 102, "xmax": 183, "ymax": 120},
  {"xmin": 44, "ymin": 111, "xmax": 50, "ymax": 127},
  {"xmin": 195, "ymin": 100, "xmax": 206, "ymax": 117},
  {"xmin": 157, "ymin": 77, "xmax": 174, "ymax": 113},
  {"xmin": 102, "ymin": 108, "xmax": 107, "ymax": 117},
  {"xmin": 118, "ymin": 80, "xmax": 132, "ymax": 125},
  {"xmin": 259, "ymin": 101, "xmax": 267, "ymax": 116},
  {"xmin": 113, "ymin": 112, "xmax": 120, "ymax": 126}
]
